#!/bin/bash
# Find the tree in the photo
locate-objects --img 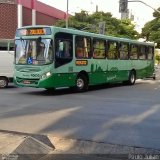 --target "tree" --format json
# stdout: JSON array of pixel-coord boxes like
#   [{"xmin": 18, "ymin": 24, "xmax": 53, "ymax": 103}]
[
  {"xmin": 54, "ymin": 11, "xmax": 138, "ymax": 39},
  {"xmin": 141, "ymin": 7, "xmax": 160, "ymax": 48},
  {"xmin": 155, "ymin": 53, "xmax": 160, "ymax": 64}
]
